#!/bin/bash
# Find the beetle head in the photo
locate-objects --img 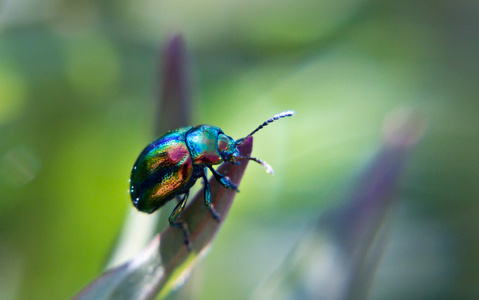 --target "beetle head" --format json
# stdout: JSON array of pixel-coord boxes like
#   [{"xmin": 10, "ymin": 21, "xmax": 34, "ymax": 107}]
[
  {"xmin": 217, "ymin": 133, "xmax": 241, "ymax": 162},
  {"xmin": 217, "ymin": 133, "xmax": 273, "ymax": 173}
]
